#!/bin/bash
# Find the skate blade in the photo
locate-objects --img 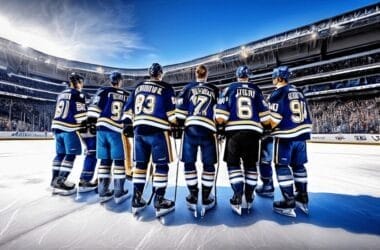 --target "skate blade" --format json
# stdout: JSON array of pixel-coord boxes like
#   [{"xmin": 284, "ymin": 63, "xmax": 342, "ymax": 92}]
[
  {"xmin": 132, "ymin": 205, "xmax": 146, "ymax": 216},
  {"xmin": 53, "ymin": 188, "xmax": 77, "ymax": 196},
  {"xmin": 99, "ymin": 195, "xmax": 113, "ymax": 204},
  {"xmin": 114, "ymin": 193, "xmax": 131, "ymax": 204},
  {"xmin": 231, "ymin": 205, "xmax": 242, "ymax": 216},
  {"xmin": 273, "ymin": 207, "xmax": 296, "ymax": 217},
  {"xmin": 78, "ymin": 186, "xmax": 97, "ymax": 193},
  {"xmin": 186, "ymin": 203, "xmax": 198, "ymax": 217},
  {"xmin": 200, "ymin": 201, "xmax": 216, "ymax": 217},
  {"xmin": 296, "ymin": 201, "xmax": 309, "ymax": 215},
  {"xmin": 155, "ymin": 206, "xmax": 175, "ymax": 218}
]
